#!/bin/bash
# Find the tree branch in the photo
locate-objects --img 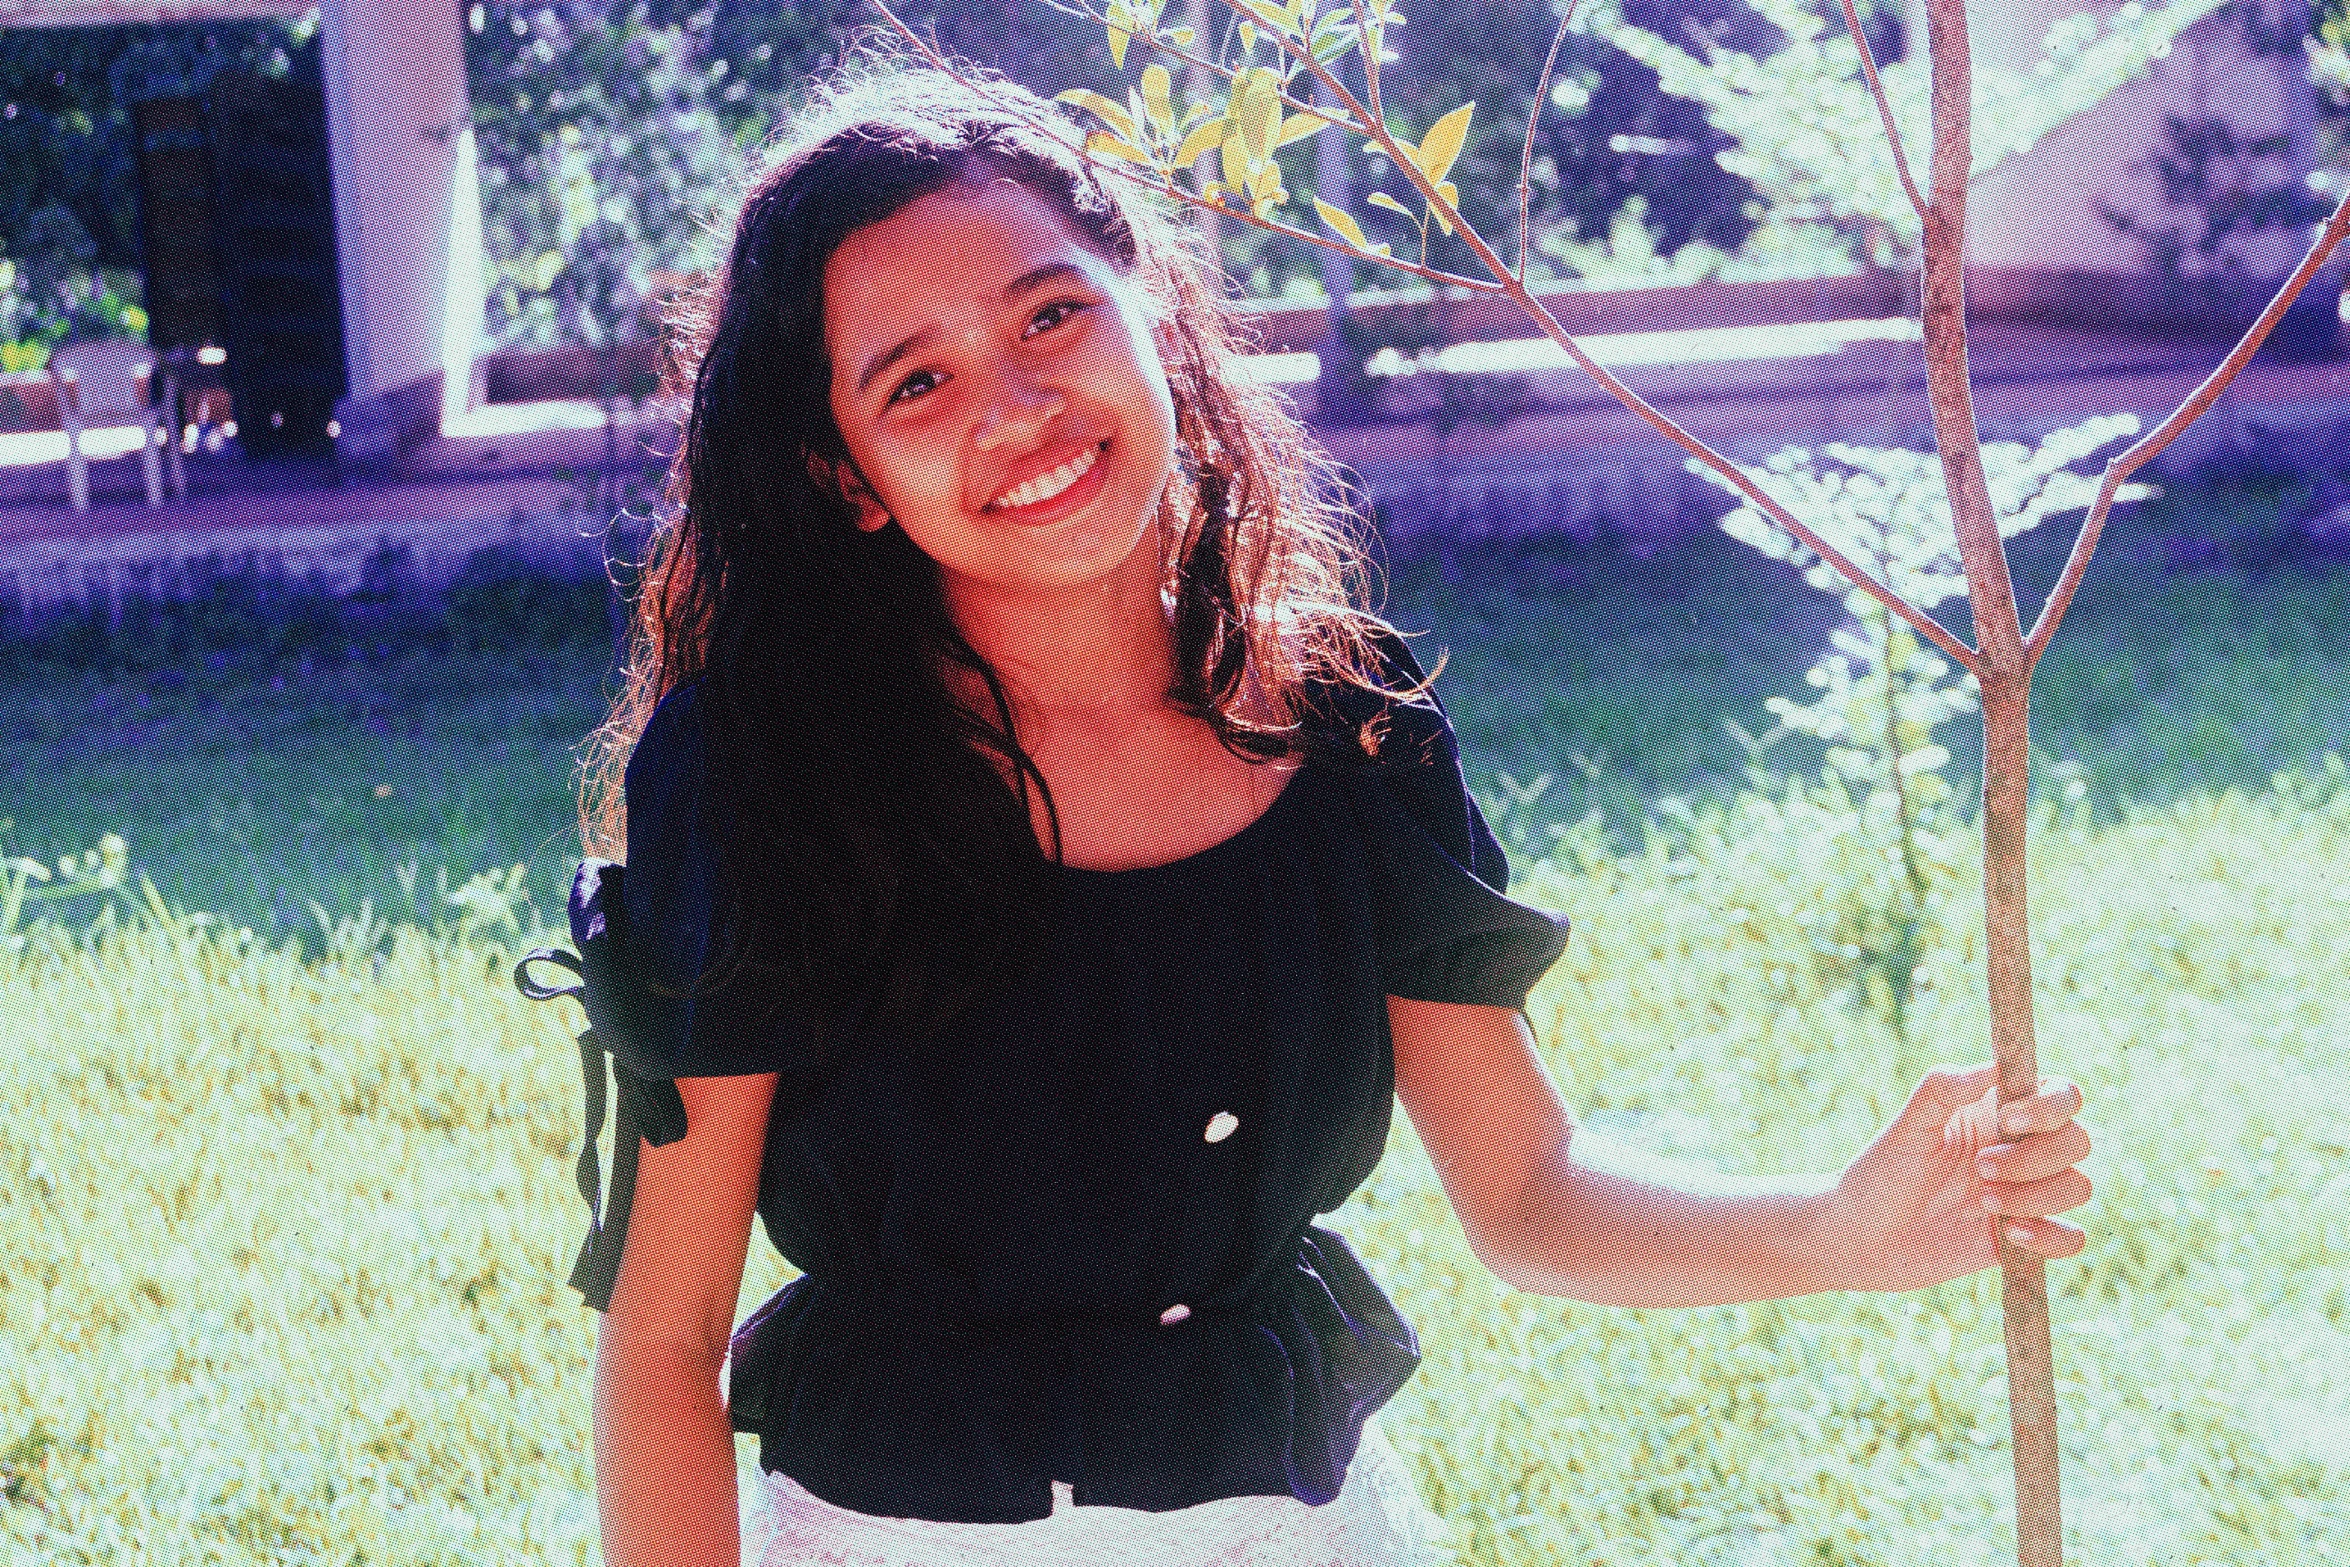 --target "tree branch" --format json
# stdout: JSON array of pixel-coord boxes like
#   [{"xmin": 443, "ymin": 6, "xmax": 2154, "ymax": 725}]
[
  {"xmin": 1921, "ymin": 0, "xmax": 2024, "ymax": 674},
  {"xmin": 2025, "ymin": 185, "xmax": 2350, "ymax": 666},
  {"xmin": 868, "ymin": 0, "xmax": 1974, "ymax": 672},
  {"xmin": 1520, "ymin": 4, "xmax": 1579, "ymax": 284},
  {"xmin": 867, "ymin": 0, "xmax": 1502, "ymax": 292},
  {"xmin": 1486, "ymin": 293, "xmax": 1979, "ymax": 669},
  {"xmin": 1835, "ymin": 0, "xmax": 1927, "ymax": 224}
]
